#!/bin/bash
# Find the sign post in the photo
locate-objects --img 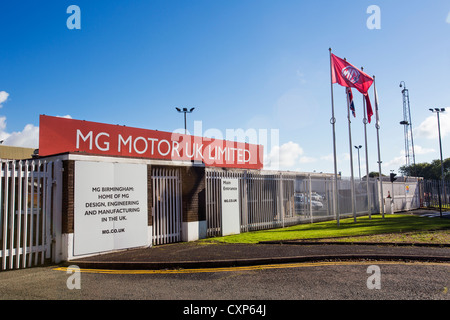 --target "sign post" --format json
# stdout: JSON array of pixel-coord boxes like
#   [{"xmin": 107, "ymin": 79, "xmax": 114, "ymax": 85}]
[{"xmin": 221, "ymin": 178, "xmax": 240, "ymax": 236}]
